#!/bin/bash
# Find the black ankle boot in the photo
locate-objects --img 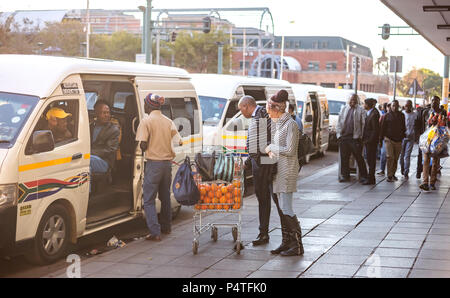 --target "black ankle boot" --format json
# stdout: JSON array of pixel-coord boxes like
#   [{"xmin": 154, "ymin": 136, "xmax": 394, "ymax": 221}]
[
  {"xmin": 280, "ymin": 215, "xmax": 304, "ymax": 256},
  {"xmin": 270, "ymin": 218, "xmax": 290, "ymax": 254}
]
